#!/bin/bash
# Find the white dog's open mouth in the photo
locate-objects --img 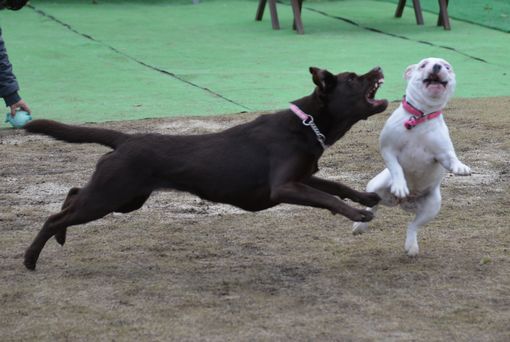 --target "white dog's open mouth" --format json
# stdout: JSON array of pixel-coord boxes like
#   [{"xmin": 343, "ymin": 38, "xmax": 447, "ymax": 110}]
[{"xmin": 423, "ymin": 73, "xmax": 448, "ymax": 88}]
